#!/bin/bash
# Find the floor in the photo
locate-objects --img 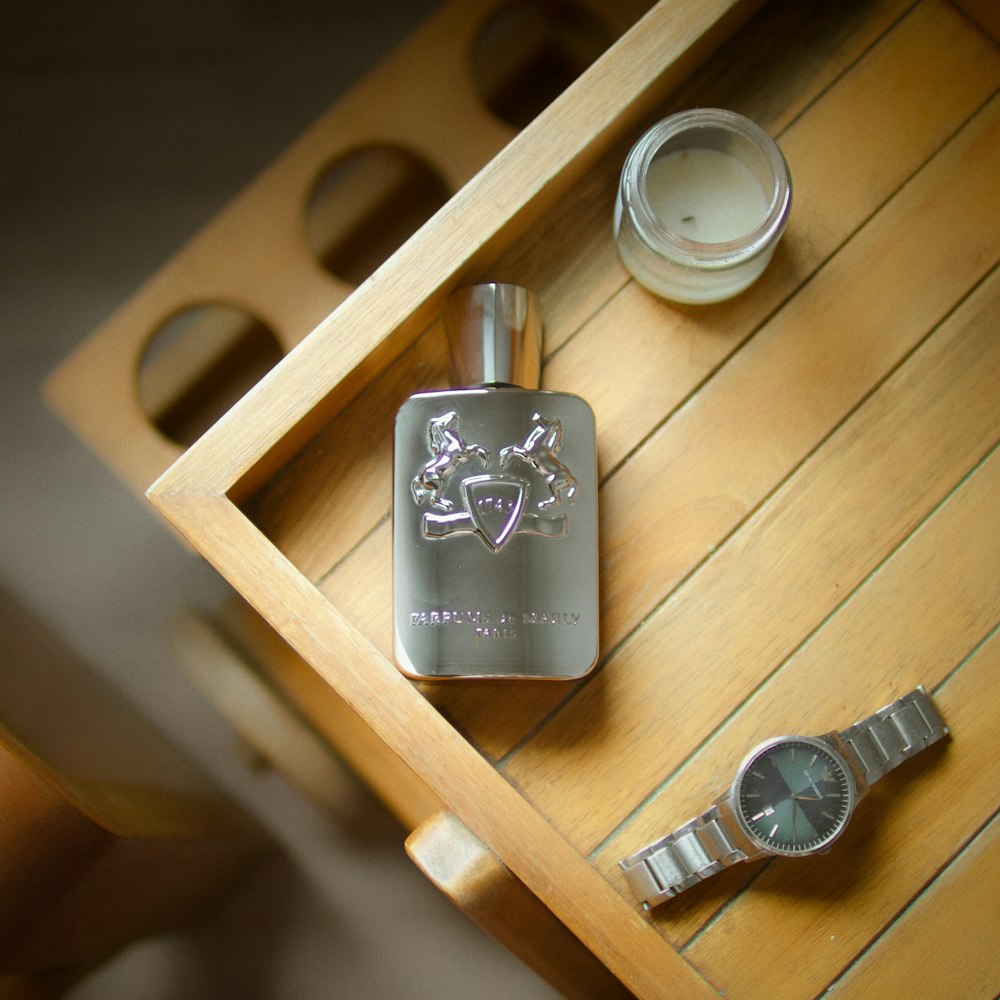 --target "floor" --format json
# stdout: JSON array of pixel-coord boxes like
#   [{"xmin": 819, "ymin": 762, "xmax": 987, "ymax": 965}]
[{"xmin": 0, "ymin": 3, "xmax": 557, "ymax": 996}]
